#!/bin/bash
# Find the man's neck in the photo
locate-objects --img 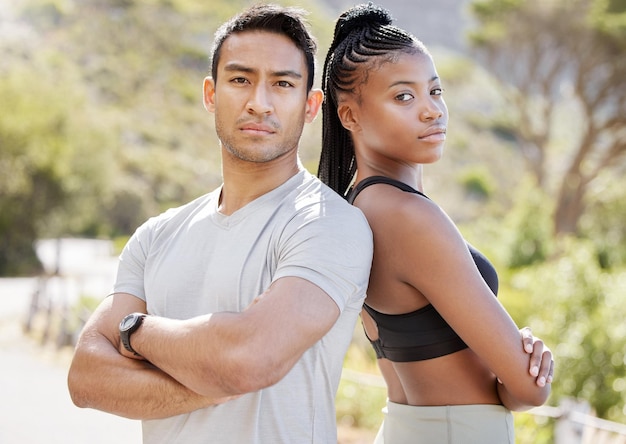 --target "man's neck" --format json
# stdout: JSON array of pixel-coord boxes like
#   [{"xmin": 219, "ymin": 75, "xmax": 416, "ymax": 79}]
[{"xmin": 218, "ymin": 154, "xmax": 302, "ymax": 216}]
